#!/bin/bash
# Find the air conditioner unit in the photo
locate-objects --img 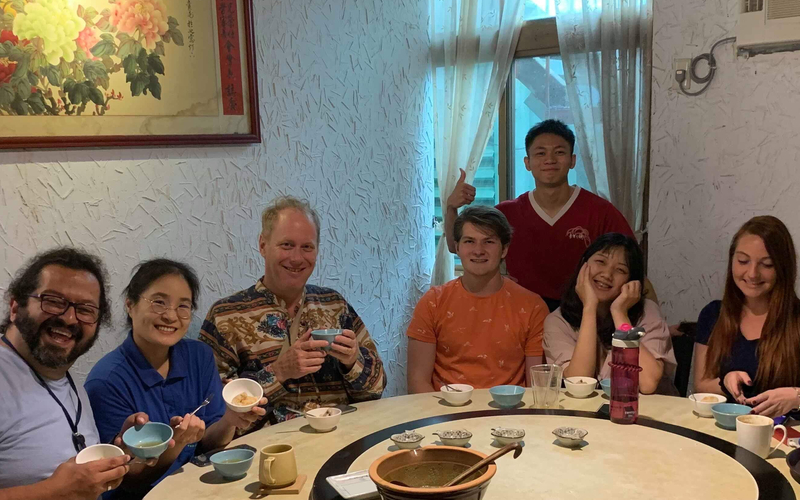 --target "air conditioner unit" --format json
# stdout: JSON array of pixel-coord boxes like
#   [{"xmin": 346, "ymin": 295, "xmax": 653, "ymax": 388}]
[{"xmin": 737, "ymin": 0, "xmax": 800, "ymax": 56}]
